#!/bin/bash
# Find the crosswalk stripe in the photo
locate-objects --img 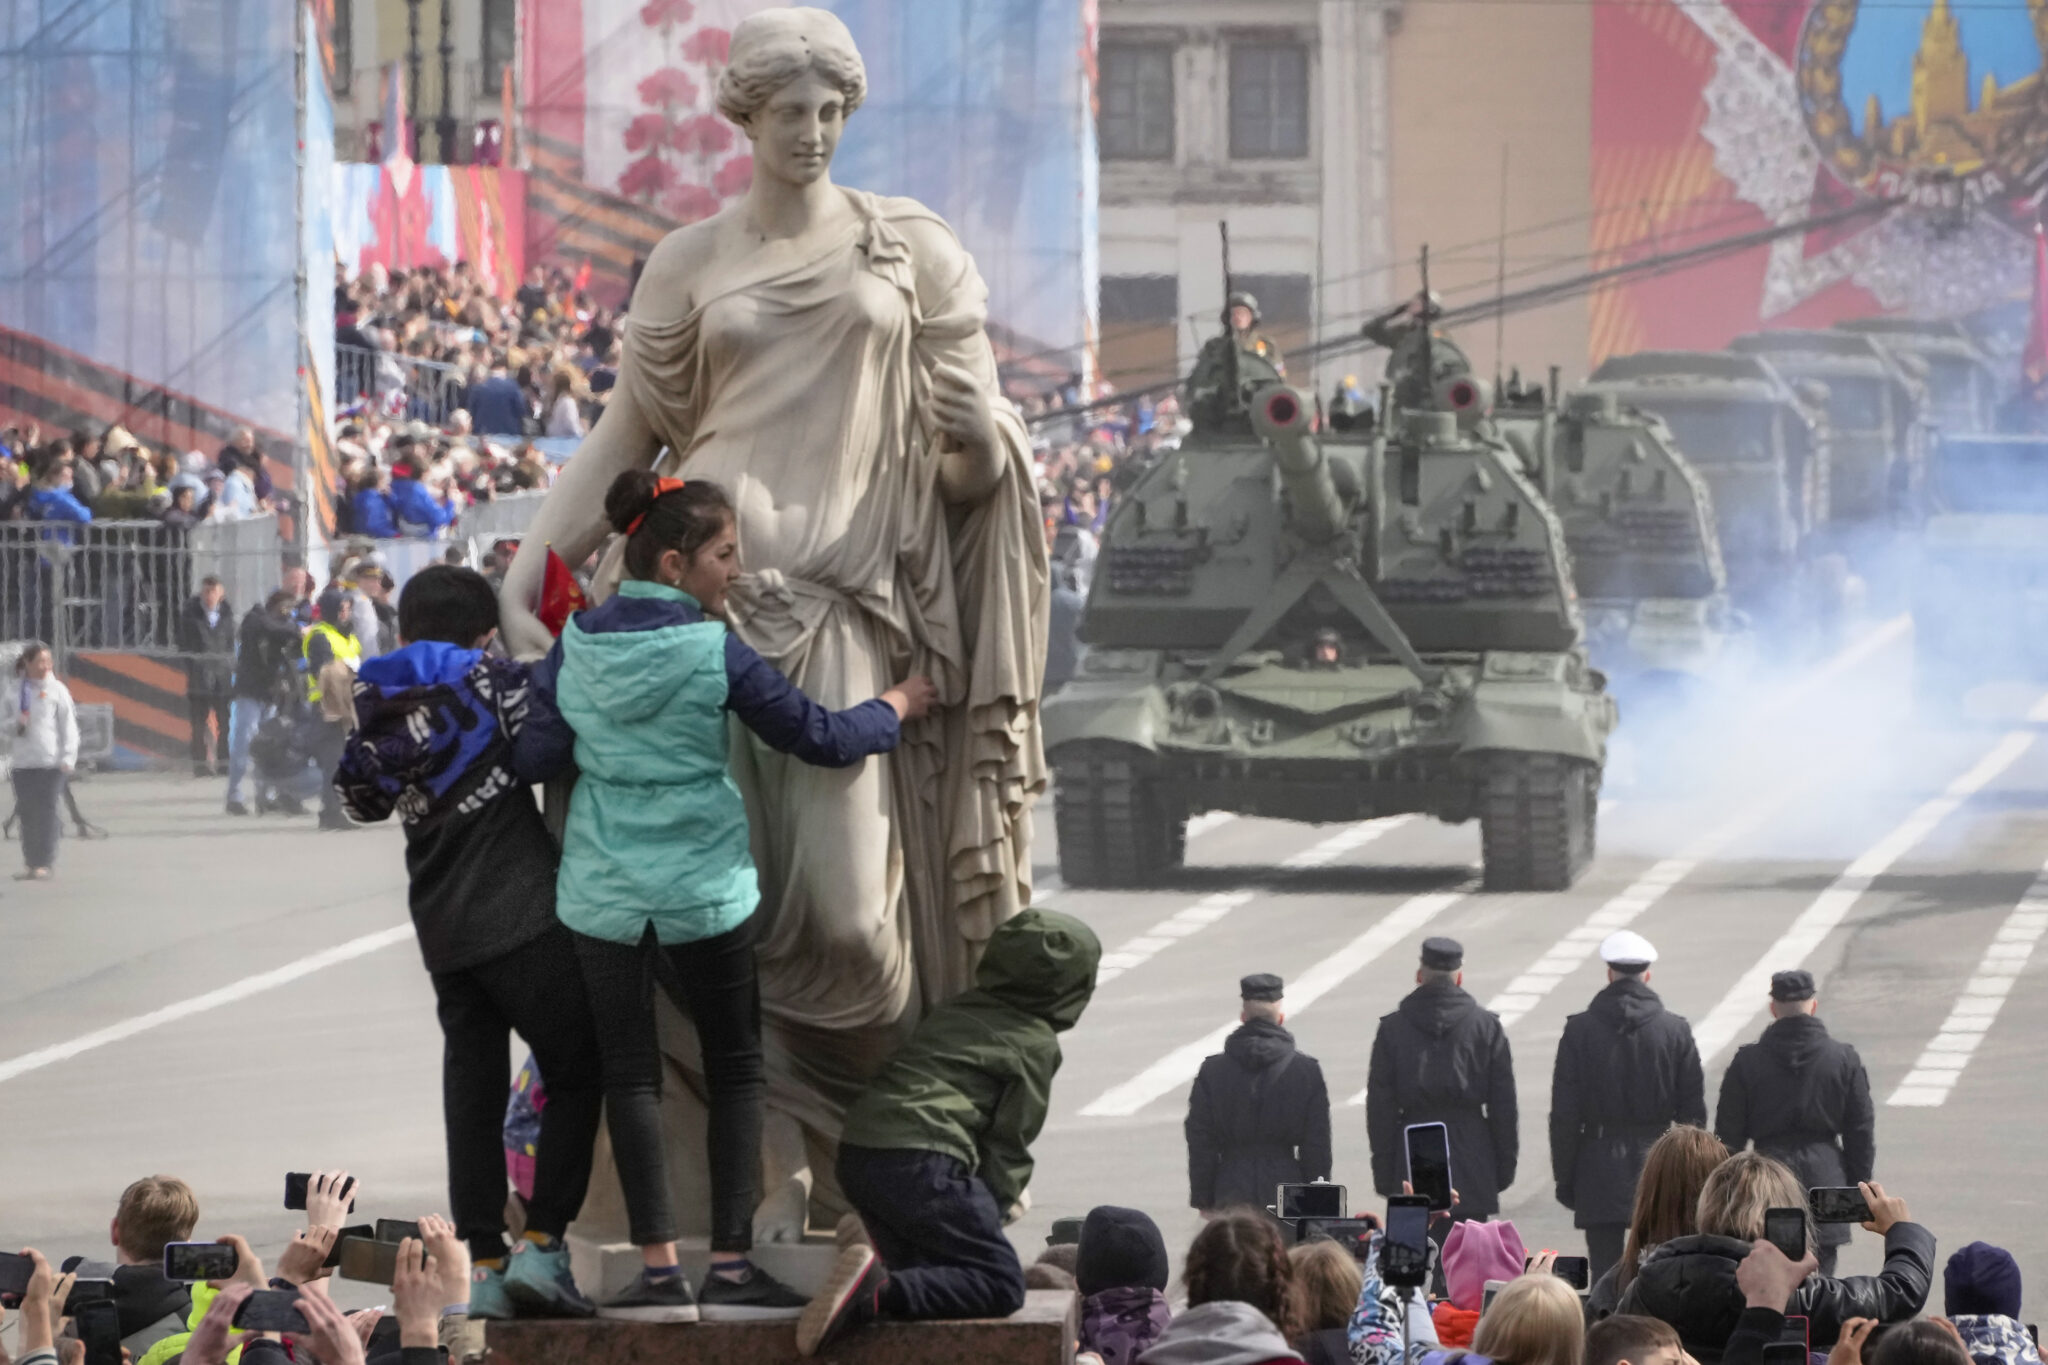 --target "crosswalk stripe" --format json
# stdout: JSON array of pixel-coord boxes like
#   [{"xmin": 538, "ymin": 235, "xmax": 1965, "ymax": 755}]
[
  {"xmin": 1079, "ymin": 879, "xmax": 1472, "ymax": 1118},
  {"xmin": 1693, "ymin": 706, "xmax": 2047, "ymax": 1066},
  {"xmin": 1887, "ymin": 858, "xmax": 2048, "ymax": 1106}
]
